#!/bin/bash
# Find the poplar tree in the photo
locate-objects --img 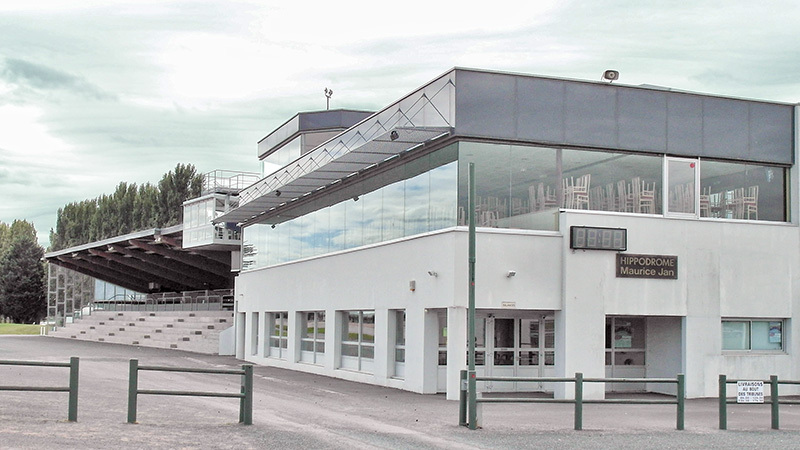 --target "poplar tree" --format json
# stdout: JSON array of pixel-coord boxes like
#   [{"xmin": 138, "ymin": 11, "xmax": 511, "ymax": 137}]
[{"xmin": 0, "ymin": 222, "xmax": 45, "ymax": 323}]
